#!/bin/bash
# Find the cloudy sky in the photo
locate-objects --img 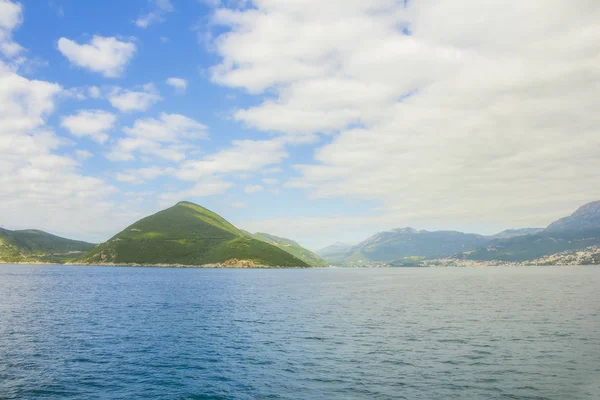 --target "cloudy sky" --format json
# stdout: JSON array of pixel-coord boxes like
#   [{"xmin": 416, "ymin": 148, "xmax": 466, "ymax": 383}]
[{"xmin": 1, "ymin": 0, "xmax": 599, "ymax": 250}]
